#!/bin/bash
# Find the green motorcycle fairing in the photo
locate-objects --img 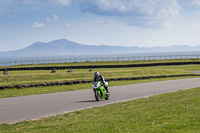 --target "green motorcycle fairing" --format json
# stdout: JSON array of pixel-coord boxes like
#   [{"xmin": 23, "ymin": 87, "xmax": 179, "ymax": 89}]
[{"xmin": 92, "ymin": 82, "xmax": 107, "ymax": 99}]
